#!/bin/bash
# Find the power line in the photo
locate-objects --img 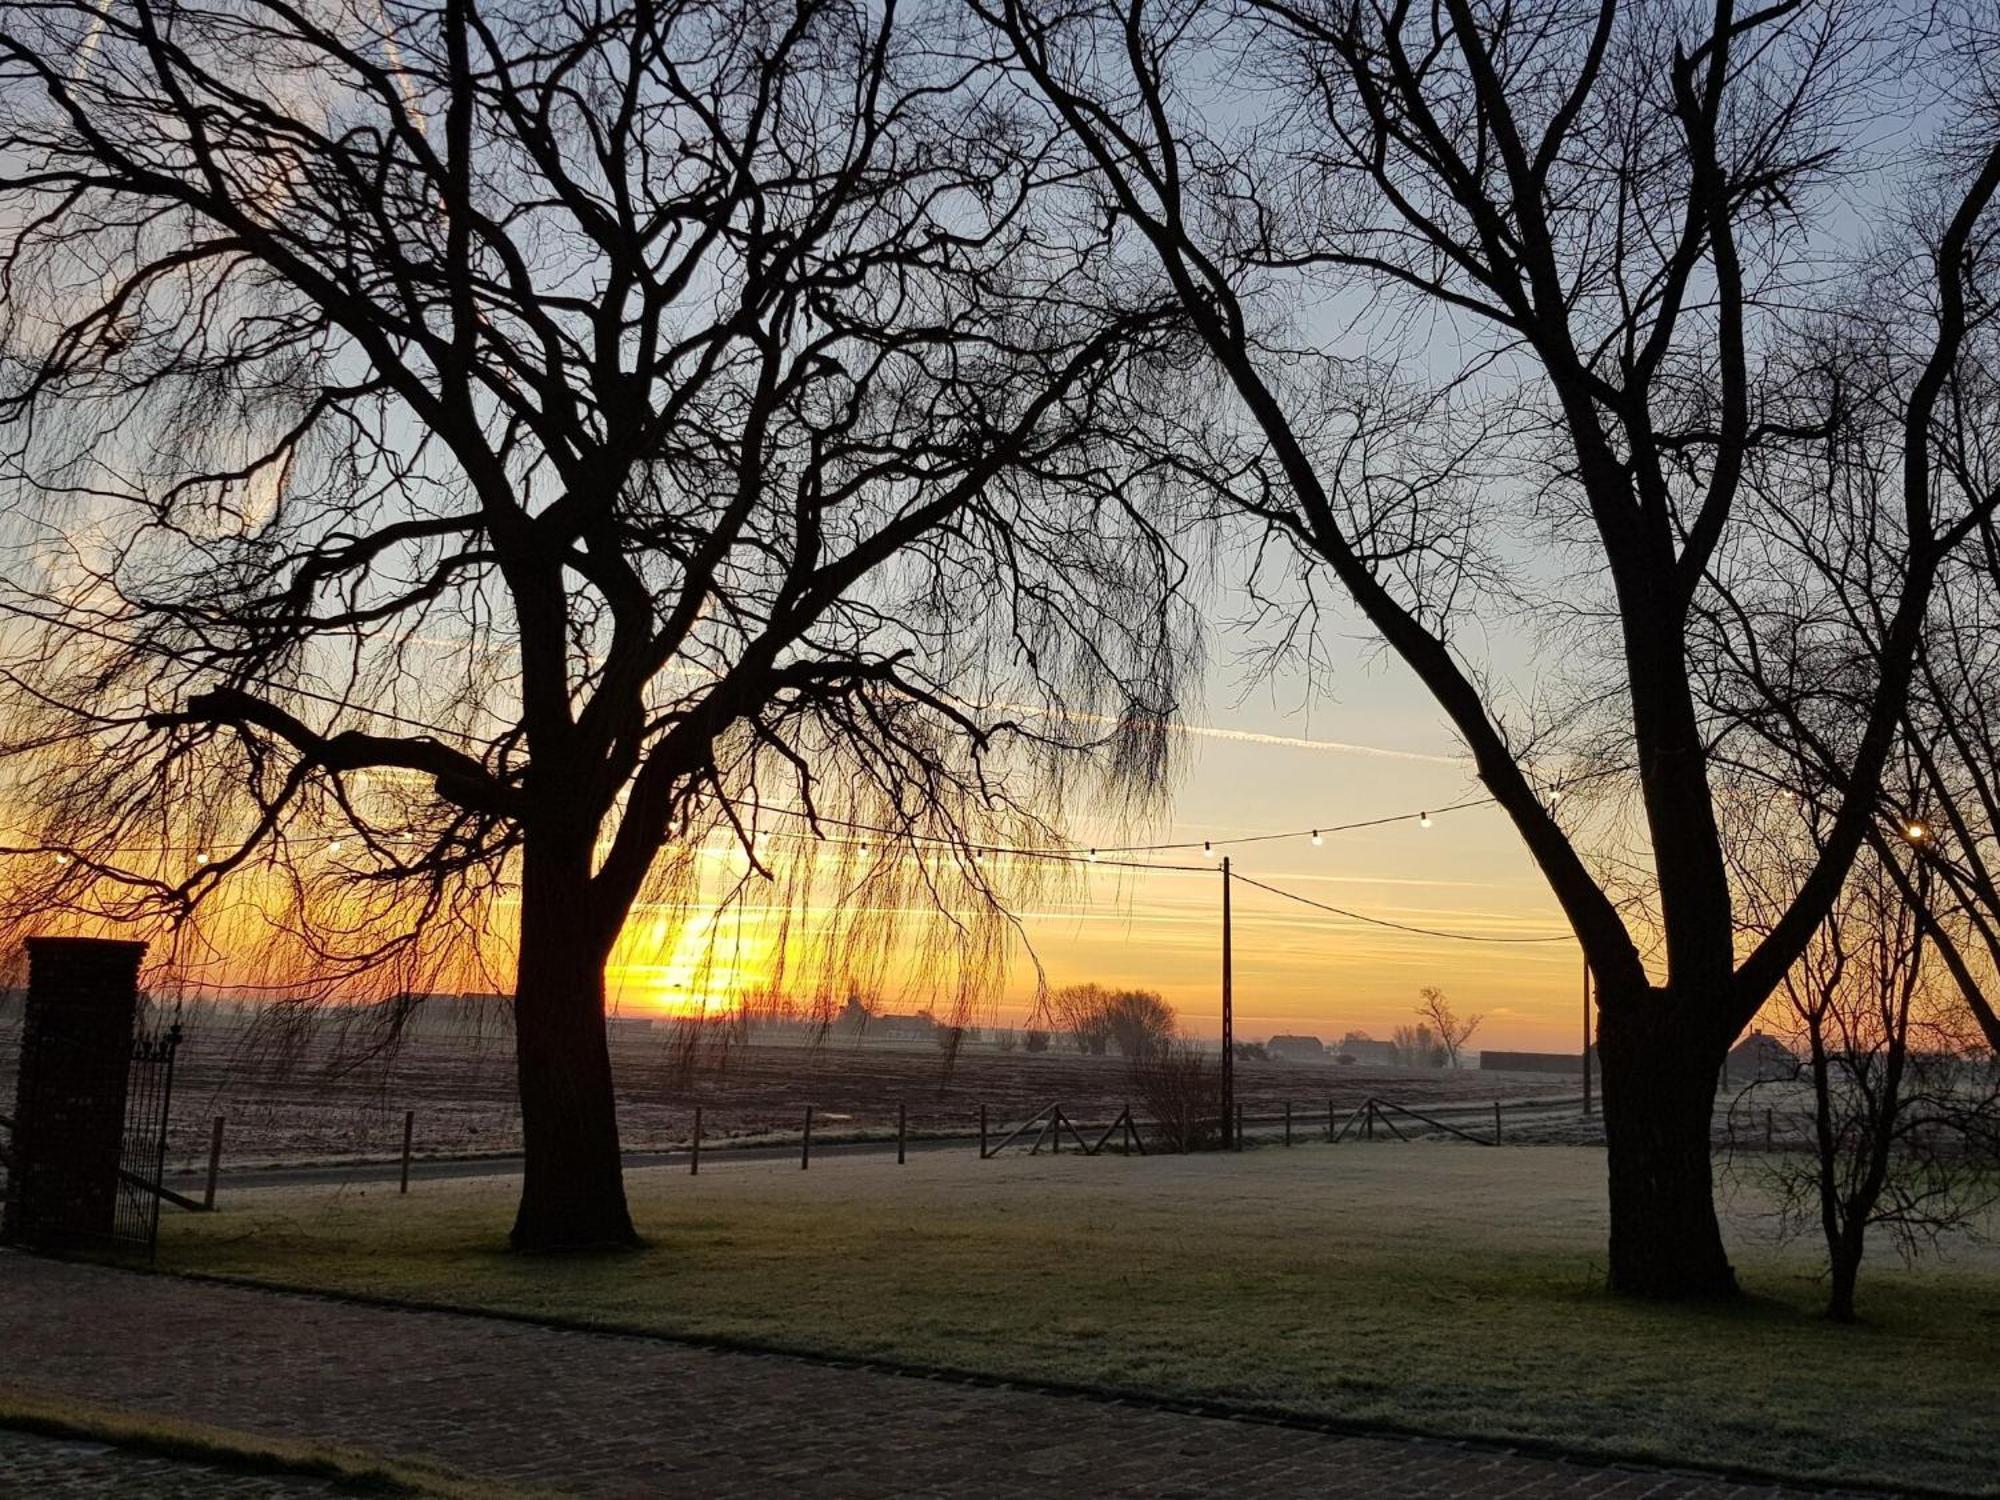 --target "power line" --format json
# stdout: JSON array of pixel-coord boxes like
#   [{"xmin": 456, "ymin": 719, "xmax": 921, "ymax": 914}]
[{"xmin": 1230, "ymin": 870, "xmax": 1572, "ymax": 944}]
